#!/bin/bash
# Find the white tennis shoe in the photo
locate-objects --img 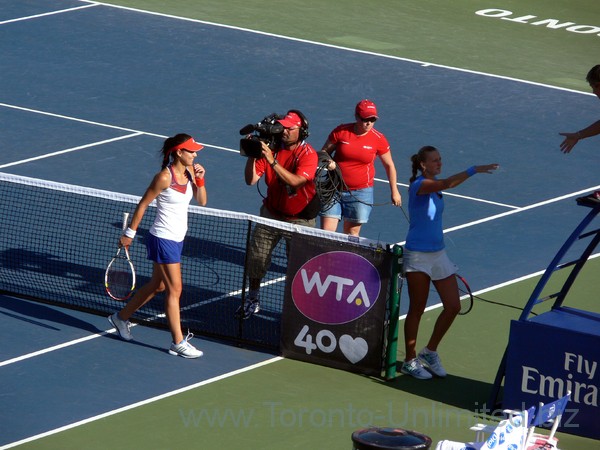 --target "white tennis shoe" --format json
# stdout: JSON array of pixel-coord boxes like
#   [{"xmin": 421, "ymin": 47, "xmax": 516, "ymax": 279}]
[
  {"xmin": 418, "ymin": 348, "xmax": 447, "ymax": 377},
  {"xmin": 108, "ymin": 313, "xmax": 132, "ymax": 341},
  {"xmin": 169, "ymin": 332, "xmax": 203, "ymax": 359},
  {"xmin": 401, "ymin": 357, "xmax": 432, "ymax": 380}
]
